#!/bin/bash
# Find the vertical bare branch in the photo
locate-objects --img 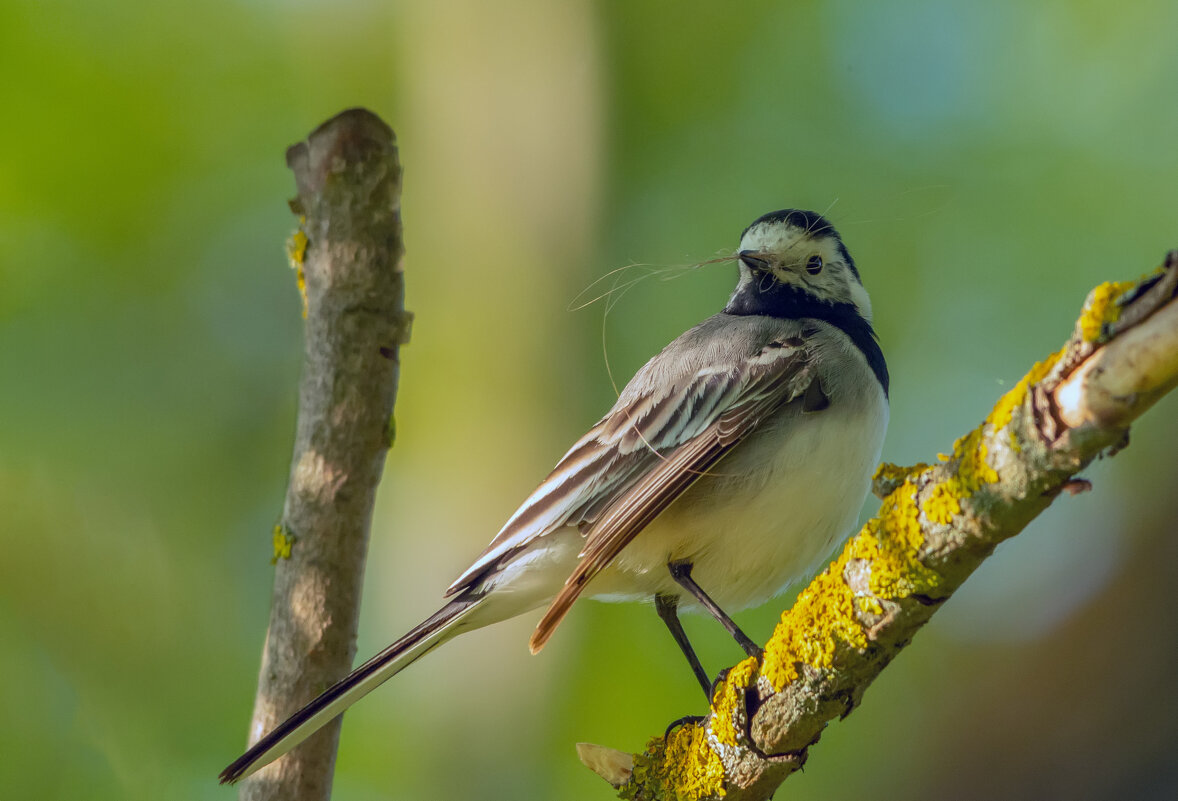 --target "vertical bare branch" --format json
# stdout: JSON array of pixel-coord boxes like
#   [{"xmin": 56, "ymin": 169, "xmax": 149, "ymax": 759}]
[{"xmin": 240, "ymin": 108, "xmax": 409, "ymax": 801}]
